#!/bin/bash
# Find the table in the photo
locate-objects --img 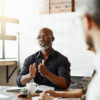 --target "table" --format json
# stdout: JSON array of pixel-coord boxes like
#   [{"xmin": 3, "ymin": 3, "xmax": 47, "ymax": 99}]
[
  {"xmin": 0, "ymin": 59, "xmax": 17, "ymax": 83},
  {"xmin": 0, "ymin": 86, "xmax": 38, "ymax": 100},
  {"xmin": 0, "ymin": 86, "xmax": 77, "ymax": 100}
]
